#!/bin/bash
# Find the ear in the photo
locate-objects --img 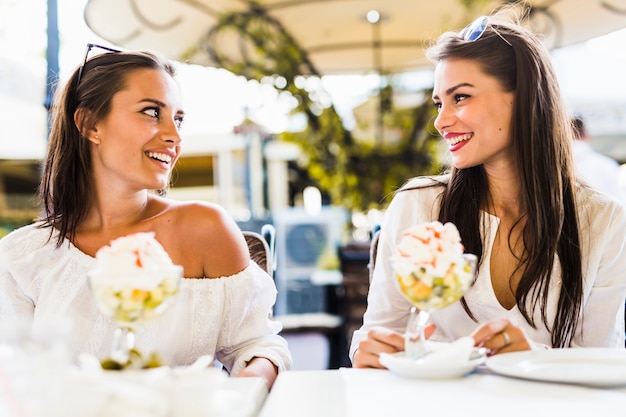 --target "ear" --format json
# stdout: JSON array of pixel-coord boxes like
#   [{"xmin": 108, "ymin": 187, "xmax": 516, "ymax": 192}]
[{"xmin": 74, "ymin": 108, "xmax": 101, "ymax": 144}]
